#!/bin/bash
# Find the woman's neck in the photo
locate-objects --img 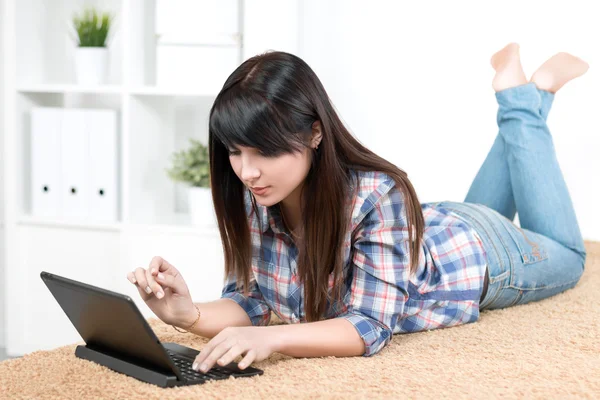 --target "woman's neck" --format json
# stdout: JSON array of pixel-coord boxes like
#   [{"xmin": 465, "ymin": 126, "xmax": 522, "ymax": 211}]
[{"xmin": 280, "ymin": 184, "xmax": 304, "ymax": 233}]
